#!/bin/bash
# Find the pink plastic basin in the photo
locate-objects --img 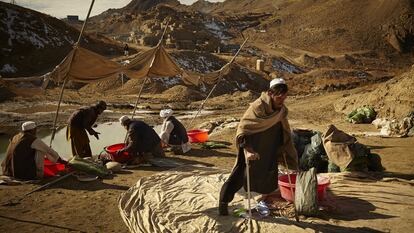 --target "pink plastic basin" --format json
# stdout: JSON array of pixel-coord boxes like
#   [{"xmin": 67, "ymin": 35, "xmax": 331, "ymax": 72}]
[
  {"xmin": 43, "ymin": 158, "xmax": 65, "ymax": 177},
  {"xmin": 104, "ymin": 143, "xmax": 132, "ymax": 163},
  {"xmin": 187, "ymin": 129, "xmax": 209, "ymax": 143},
  {"xmin": 278, "ymin": 174, "xmax": 330, "ymax": 202}
]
